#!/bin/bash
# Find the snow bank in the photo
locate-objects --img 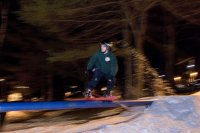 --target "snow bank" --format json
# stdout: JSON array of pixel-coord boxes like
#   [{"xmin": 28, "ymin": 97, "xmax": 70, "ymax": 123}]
[{"xmin": 85, "ymin": 96, "xmax": 200, "ymax": 133}]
